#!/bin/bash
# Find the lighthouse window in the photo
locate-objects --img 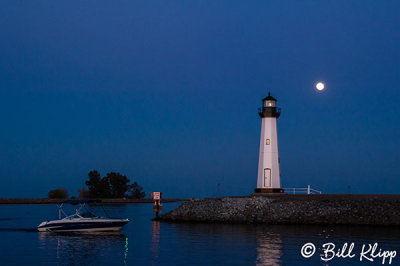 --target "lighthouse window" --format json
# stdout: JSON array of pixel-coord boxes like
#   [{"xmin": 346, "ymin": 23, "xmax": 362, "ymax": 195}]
[
  {"xmin": 266, "ymin": 139, "xmax": 270, "ymax": 145},
  {"xmin": 264, "ymin": 101, "xmax": 275, "ymax": 107}
]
